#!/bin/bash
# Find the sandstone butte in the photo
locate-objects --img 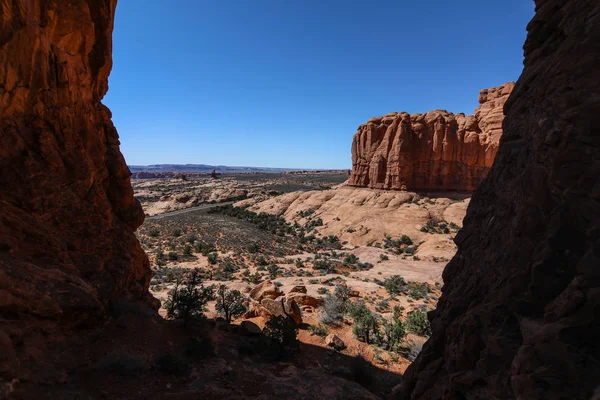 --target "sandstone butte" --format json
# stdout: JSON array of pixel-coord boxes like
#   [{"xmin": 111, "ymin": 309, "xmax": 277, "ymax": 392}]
[
  {"xmin": 1, "ymin": 0, "xmax": 599, "ymax": 399},
  {"xmin": 348, "ymin": 82, "xmax": 514, "ymax": 192}
]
